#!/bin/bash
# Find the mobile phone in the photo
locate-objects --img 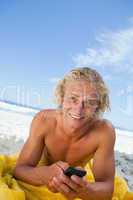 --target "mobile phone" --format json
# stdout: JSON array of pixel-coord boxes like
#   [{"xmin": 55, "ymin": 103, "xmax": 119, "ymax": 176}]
[{"xmin": 64, "ymin": 167, "xmax": 86, "ymax": 177}]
